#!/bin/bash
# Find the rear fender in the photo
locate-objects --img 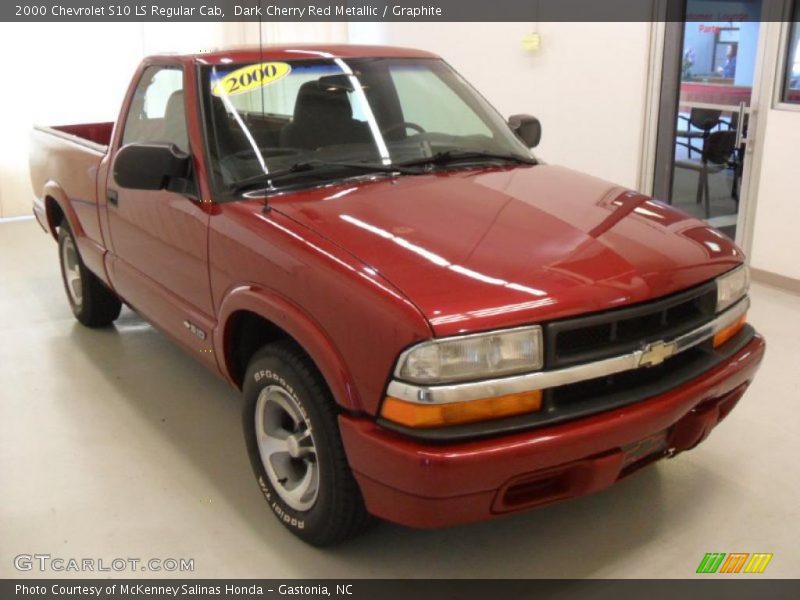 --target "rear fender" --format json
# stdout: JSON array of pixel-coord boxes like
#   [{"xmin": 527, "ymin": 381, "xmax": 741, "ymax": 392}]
[
  {"xmin": 41, "ymin": 181, "xmax": 111, "ymax": 287},
  {"xmin": 41, "ymin": 181, "xmax": 82, "ymax": 241}
]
